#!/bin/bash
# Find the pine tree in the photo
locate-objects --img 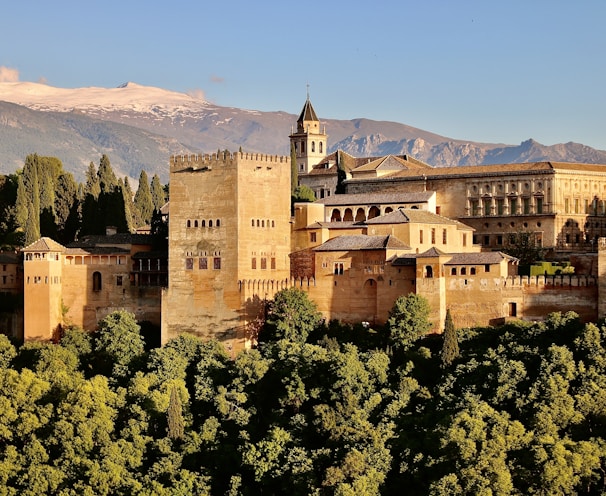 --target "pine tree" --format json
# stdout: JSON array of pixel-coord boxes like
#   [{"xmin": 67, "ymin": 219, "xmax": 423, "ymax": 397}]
[
  {"xmin": 133, "ymin": 170, "xmax": 153, "ymax": 227},
  {"xmin": 440, "ymin": 308, "xmax": 459, "ymax": 368},
  {"xmin": 150, "ymin": 174, "xmax": 166, "ymax": 211},
  {"xmin": 122, "ymin": 177, "xmax": 135, "ymax": 232},
  {"xmin": 167, "ymin": 384, "xmax": 184, "ymax": 440}
]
